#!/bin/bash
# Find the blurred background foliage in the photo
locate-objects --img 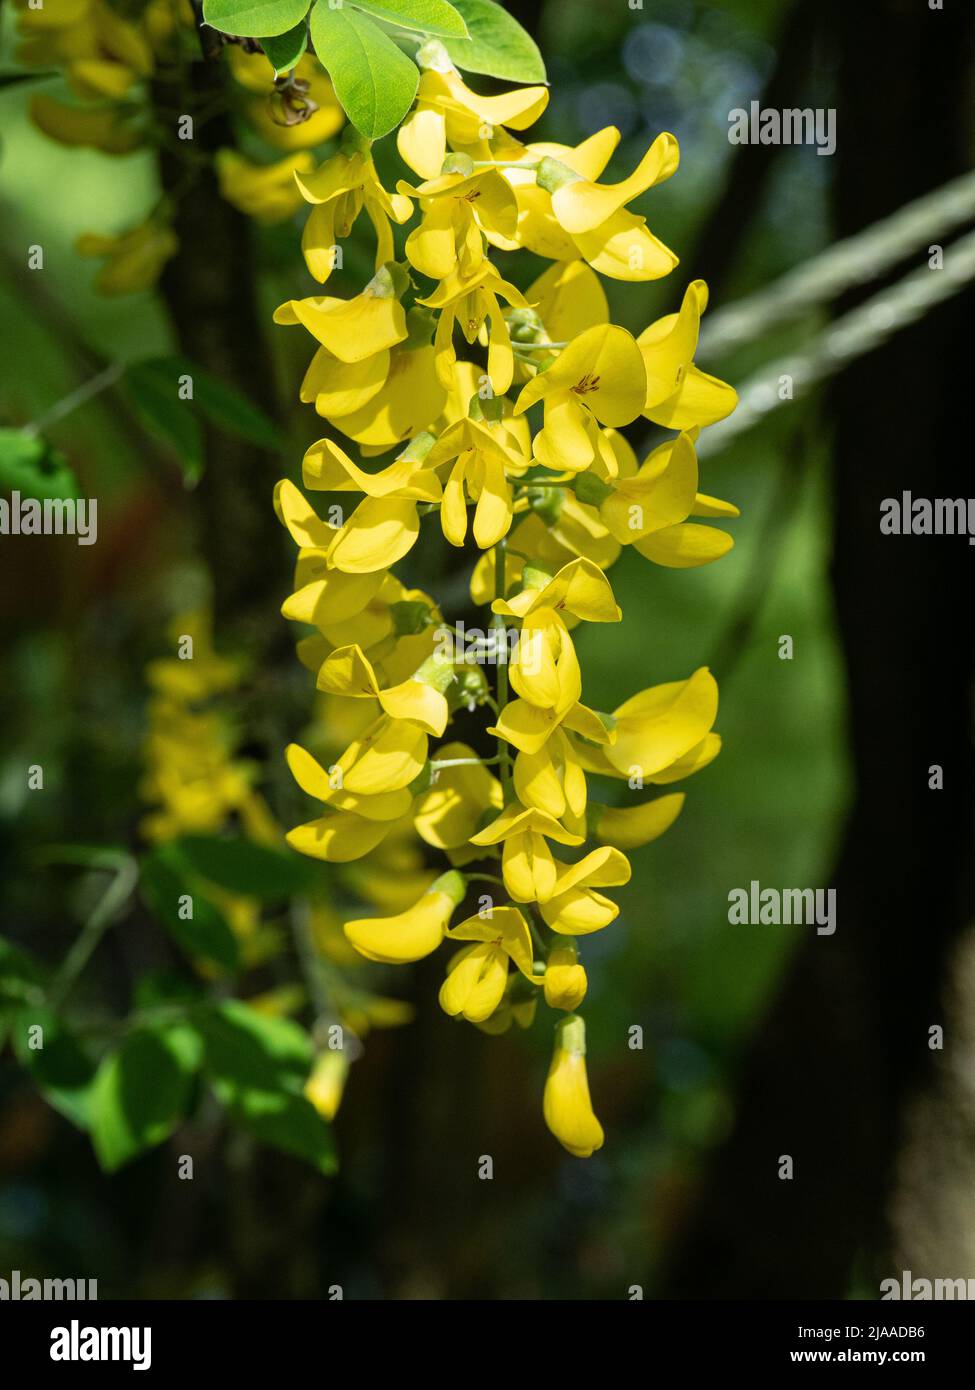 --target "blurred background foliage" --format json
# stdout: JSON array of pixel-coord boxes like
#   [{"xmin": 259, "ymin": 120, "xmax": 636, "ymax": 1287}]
[{"xmin": 1, "ymin": 0, "xmax": 972, "ymax": 1300}]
